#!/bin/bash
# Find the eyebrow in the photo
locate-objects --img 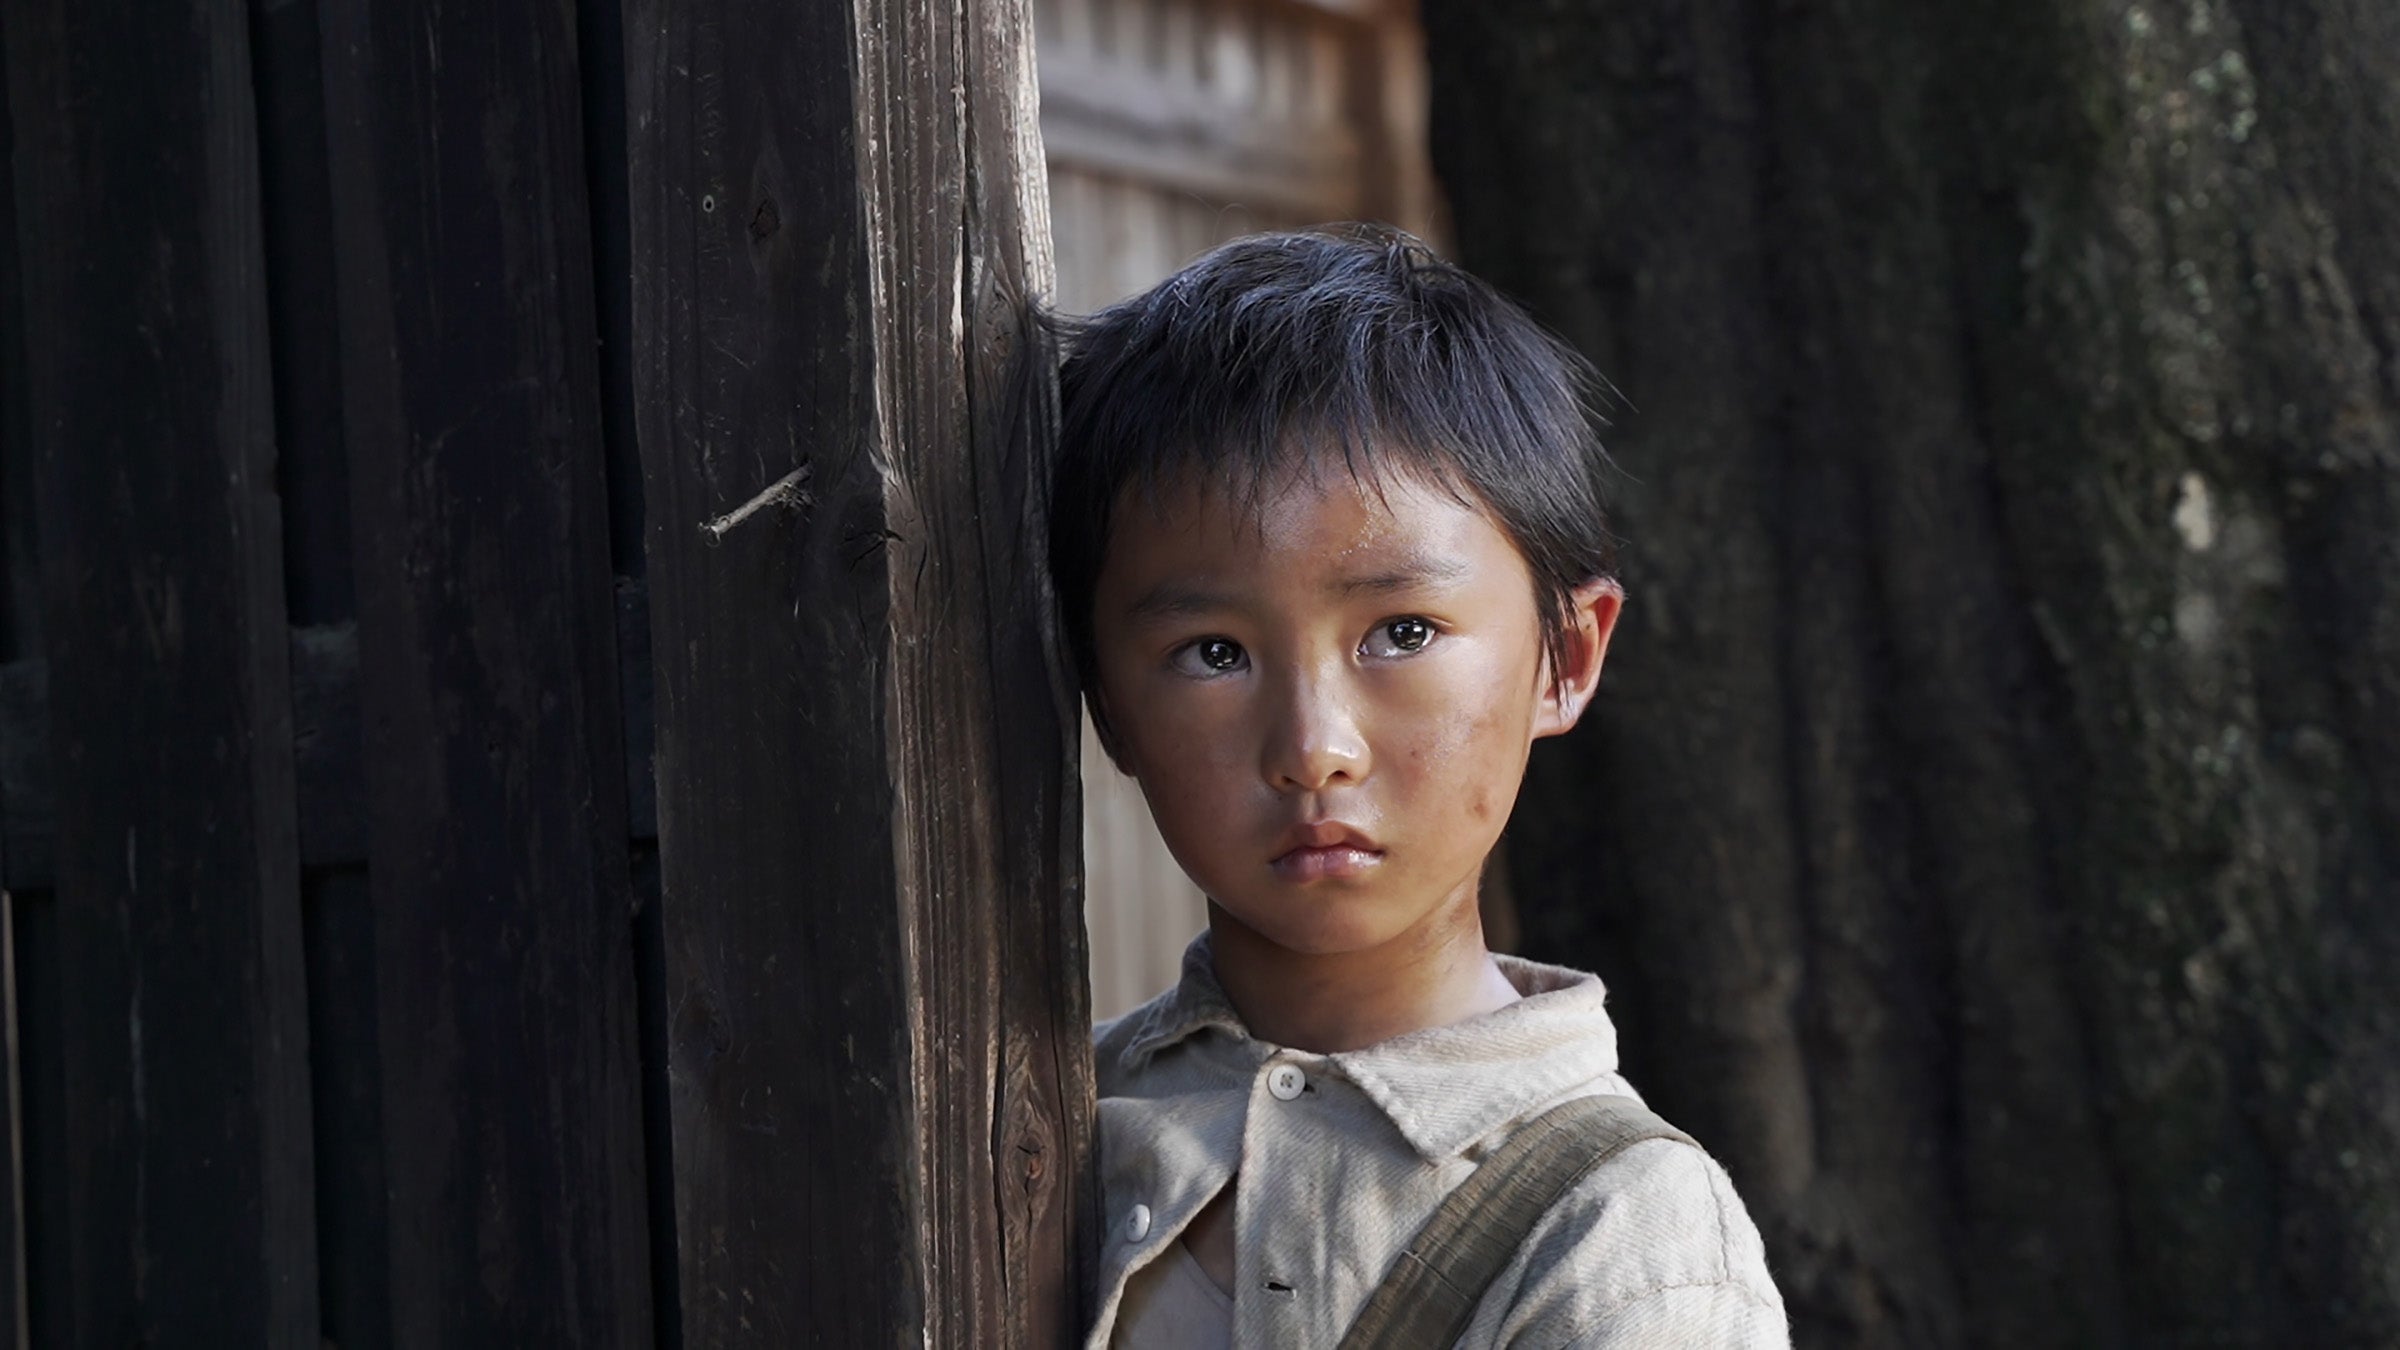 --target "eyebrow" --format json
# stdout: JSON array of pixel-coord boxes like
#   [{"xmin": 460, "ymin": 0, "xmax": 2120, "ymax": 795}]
[
  {"xmin": 1333, "ymin": 555, "xmax": 1472, "ymax": 598},
  {"xmin": 1124, "ymin": 583, "xmax": 1236, "ymax": 623},
  {"xmin": 1122, "ymin": 555, "xmax": 1472, "ymax": 624}
]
